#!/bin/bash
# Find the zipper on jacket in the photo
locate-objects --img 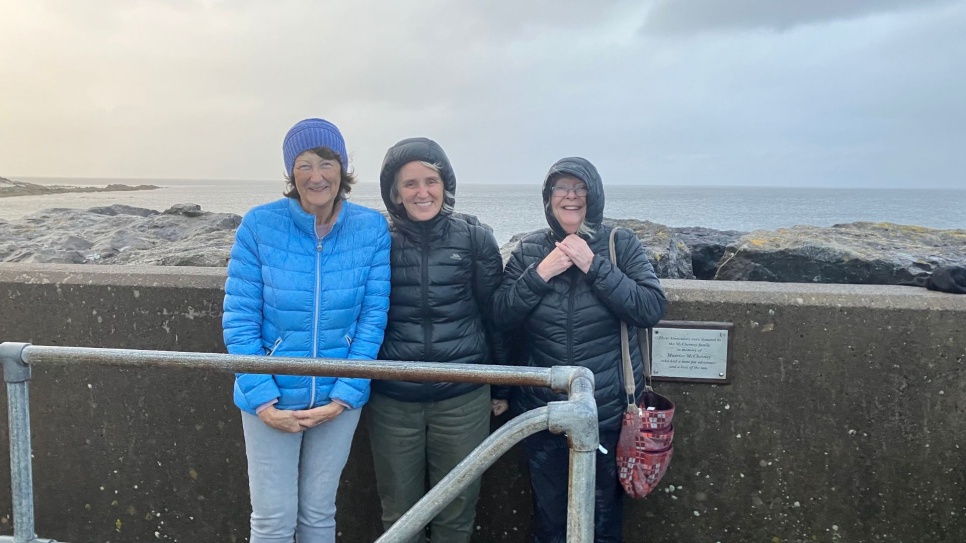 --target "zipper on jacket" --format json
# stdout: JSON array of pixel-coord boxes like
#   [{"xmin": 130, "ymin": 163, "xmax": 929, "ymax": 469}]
[
  {"xmin": 266, "ymin": 337, "xmax": 283, "ymax": 356},
  {"xmin": 421, "ymin": 228, "xmax": 432, "ymax": 360},
  {"xmin": 310, "ymin": 236, "xmax": 323, "ymax": 409},
  {"xmin": 566, "ymin": 278, "xmax": 578, "ymax": 366}
]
